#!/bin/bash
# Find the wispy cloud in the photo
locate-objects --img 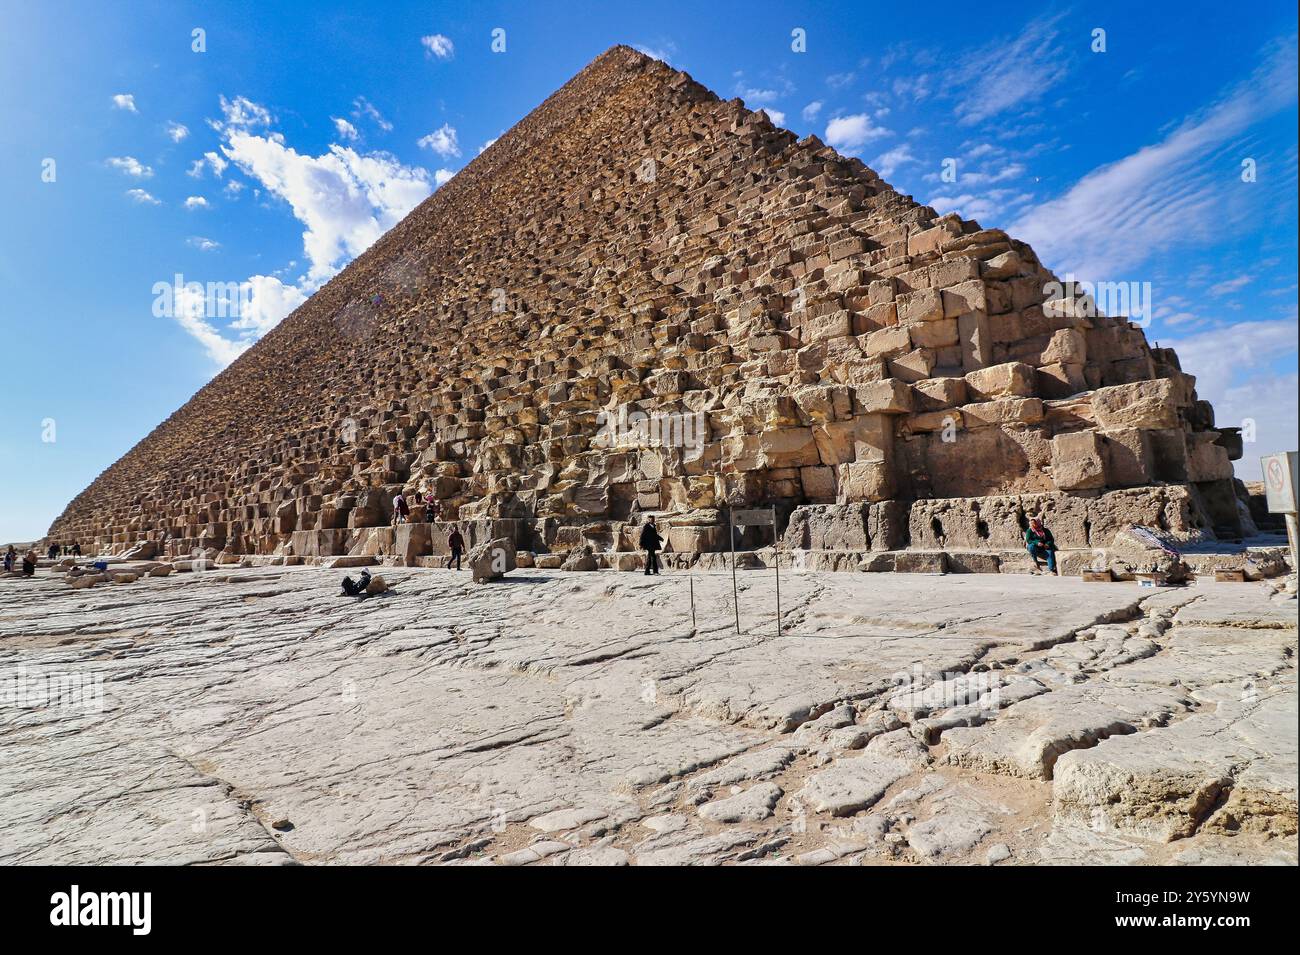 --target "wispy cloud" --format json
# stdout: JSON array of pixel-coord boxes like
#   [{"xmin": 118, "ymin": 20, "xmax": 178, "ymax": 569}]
[
  {"xmin": 125, "ymin": 188, "xmax": 159, "ymax": 204},
  {"xmin": 184, "ymin": 196, "xmax": 210, "ymax": 210},
  {"xmin": 166, "ymin": 121, "xmax": 189, "ymax": 143},
  {"xmin": 954, "ymin": 13, "xmax": 1071, "ymax": 126},
  {"xmin": 111, "ymin": 93, "xmax": 137, "ymax": 112},
  {"xmin": 1011, "ymin": 38, "xmax": 1298, "ymax": 280},
  {"xmin": 352, "ymin": 96, "xmax": 393, "ymax": 133},
  {"xmin": 871, "ymin": 144, "xmax": 917, "ymax": 178}
]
